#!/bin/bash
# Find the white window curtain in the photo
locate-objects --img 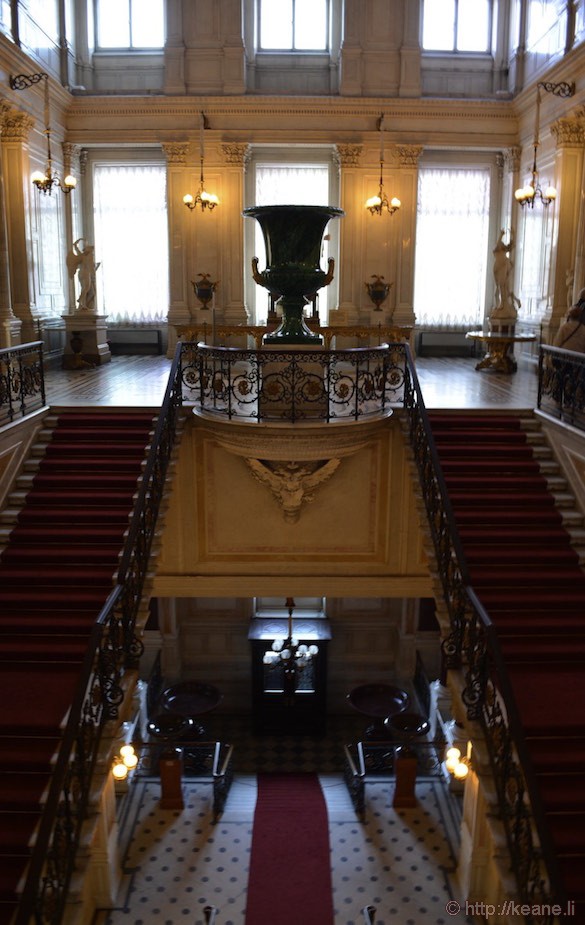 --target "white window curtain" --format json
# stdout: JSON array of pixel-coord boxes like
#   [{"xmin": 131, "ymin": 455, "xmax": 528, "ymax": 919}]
[
  {"xmin": 413, "ymin": 167, "xmax": 491, "ymax": 328},
  {"xmin": 253, "ymin": 164, "xmax": 330, "ymax": 322},
  {"xmin": 93, "ymin": 164, "xmax": 169, "ymax": 323}
]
